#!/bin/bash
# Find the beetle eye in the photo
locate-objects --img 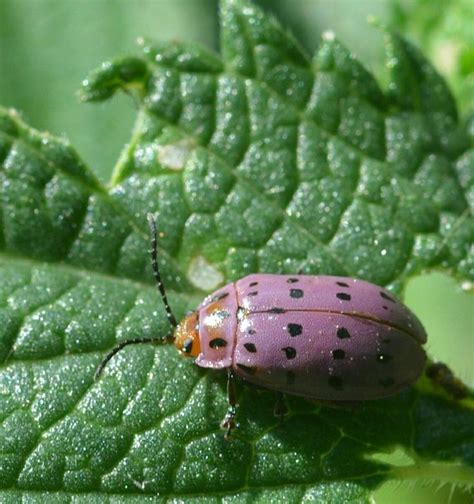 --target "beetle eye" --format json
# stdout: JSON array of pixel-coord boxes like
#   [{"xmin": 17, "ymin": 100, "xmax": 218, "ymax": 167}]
[{"xmin": 182, "ymin": 338, "xmax": 193, "ymax": 354}]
